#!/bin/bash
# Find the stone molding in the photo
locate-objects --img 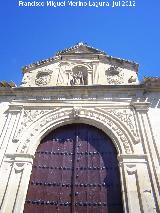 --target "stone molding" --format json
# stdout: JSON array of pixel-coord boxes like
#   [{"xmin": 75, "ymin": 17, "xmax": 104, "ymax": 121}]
[{"xmin": 117, "ymin": 154, "xmax": 148, "ymax": 162}]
